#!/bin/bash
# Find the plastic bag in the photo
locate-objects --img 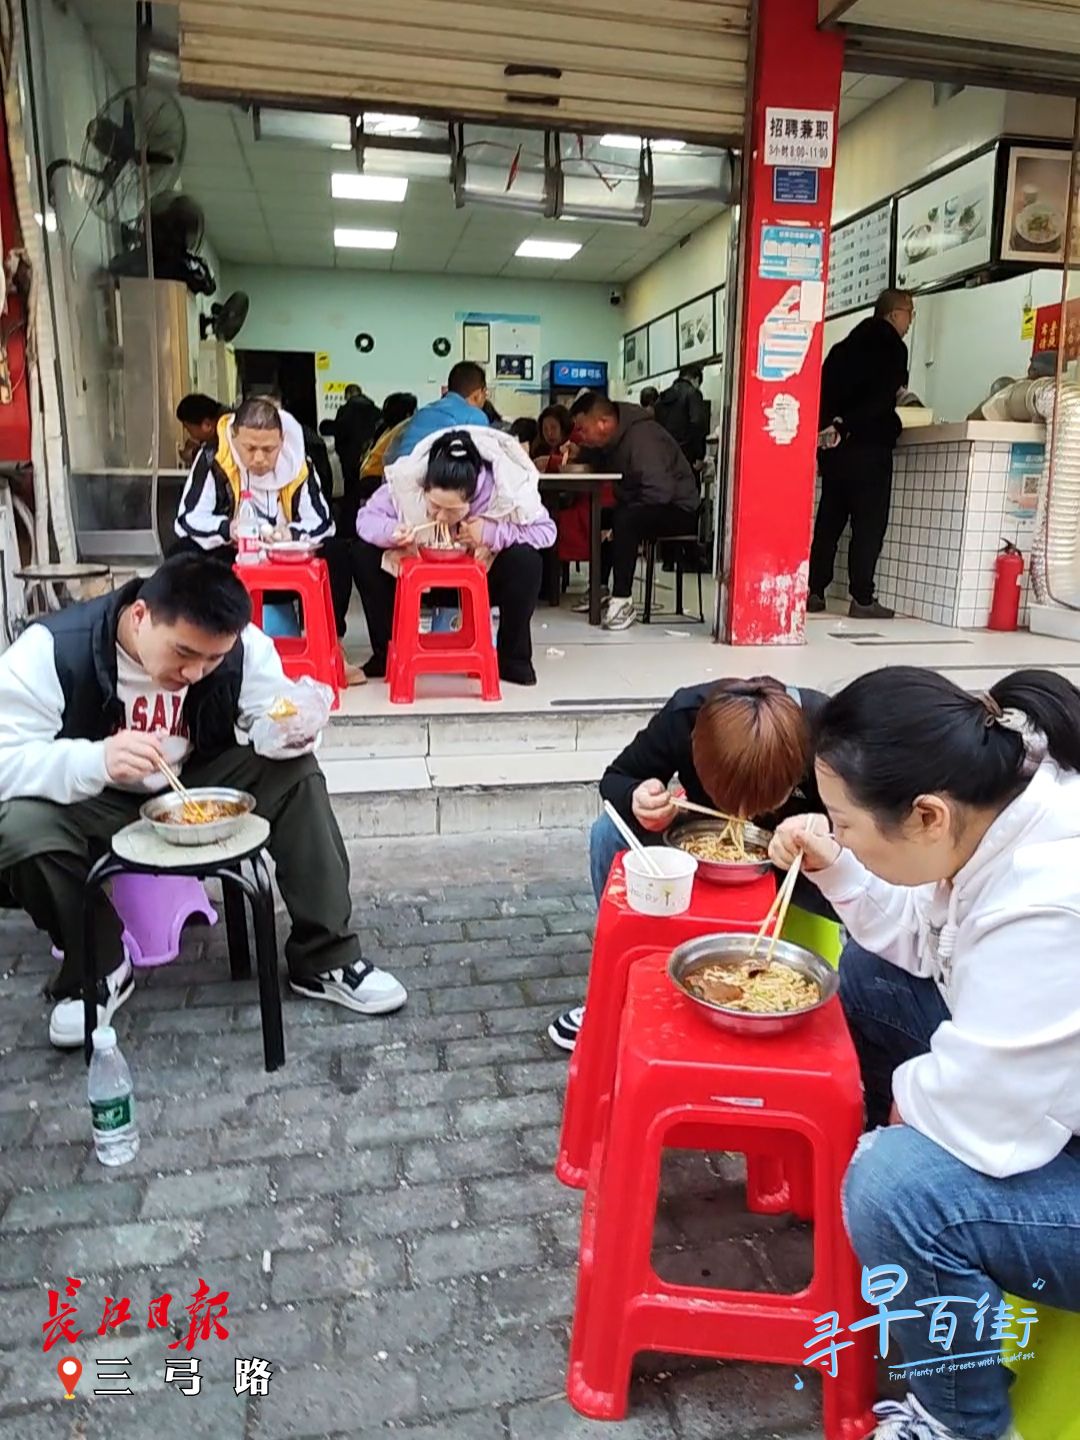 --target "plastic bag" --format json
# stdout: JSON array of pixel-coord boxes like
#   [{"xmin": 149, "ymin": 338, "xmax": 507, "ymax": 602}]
[{"xmin": 249, "ymin": 676, "xmax": 334, "ymax": 758}]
